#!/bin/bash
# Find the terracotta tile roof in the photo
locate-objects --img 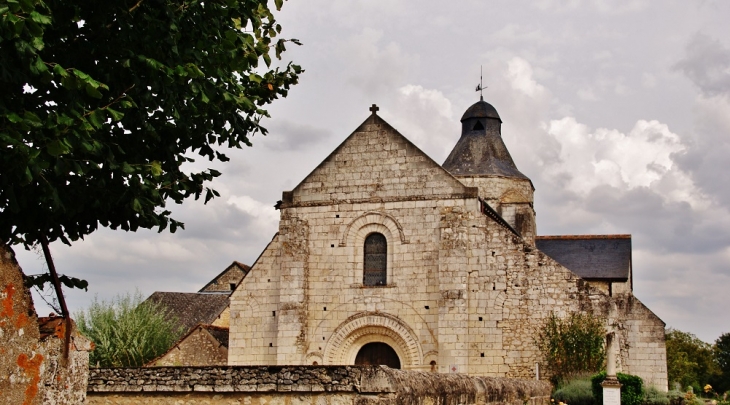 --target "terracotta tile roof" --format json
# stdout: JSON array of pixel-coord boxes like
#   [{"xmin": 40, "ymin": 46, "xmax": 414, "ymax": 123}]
[
  {"xmin": 37, "ymin": 316, "xmax": 65, "ymax": 340},
  {"xmin": 144, "ymin": 292, "xmax": 229, "ymax": 334},
  {"xmin": 536, "ymin": 235, "xmax": 632, "ymax": 281}
]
